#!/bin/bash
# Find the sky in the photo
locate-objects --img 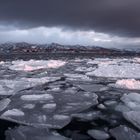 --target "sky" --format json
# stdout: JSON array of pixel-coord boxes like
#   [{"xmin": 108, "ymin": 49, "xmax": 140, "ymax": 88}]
[{"xmin": 0, "ymin": 0, "xmax": 140, "ymax": 48}]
